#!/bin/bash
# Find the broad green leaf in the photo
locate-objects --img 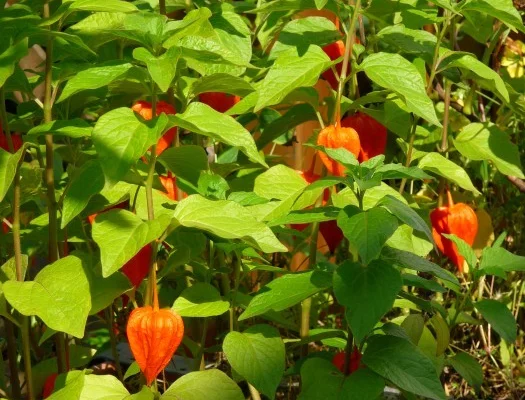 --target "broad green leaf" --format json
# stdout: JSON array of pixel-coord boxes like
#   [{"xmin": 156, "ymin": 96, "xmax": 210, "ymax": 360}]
[
  {"xmin": 190, "ymin": 73, "xmax": 255, "ymax": 98},
  {"xmin": 92, "ymin": 209, "xmax": 170, "ymax": 277},
  {"xmin": 358, "ymin": 52, "xmax": 441, "ymax": 126},
  {"xmin": 363, "ymin": 335, "xmax": 446, "ymax": 400},
  {"xmin": 418, "ymin": 153, "xmax": 480, "ymax": 194},
  {"xmin": 376, "ymin": 163, "xmax": 433, "ymax": 180},
  {"xmin": 378, "ymin": 195, "xmax": 433, "ymax": 242},
  {"xmin": 442, "ymin": 234, "xmax": 478, "ymax": 269},
  {"xmin": 89, "ymin": 270, "xmax": 131, "ymax": 315},
  {"xmin": 337, "ymin": 206, "xmax": 398, "ymax": 265},
  {"xmin": 162, "ymin": 369, "xmax": 244, "ymax": 400},
  {"xmin": 440, "ymin": 53, "xmax": 509, "ymax": 102},
  {"xmin": 474, "ymin": 299, "xmax": 517, "ymax": 343},
  {"xmin": 334, "ymin": 260, "xmax": 402, "ymax": 342},
  {"xmin": 0, "ymin": 38, "xmax": 28, "ymax": 87},
  {"xmin": 239, "ymin": 270, "xmax": 332, "ymax": 320},
  {"xmin": 92, "ymin": 108, "xmax": 168, "ymax": 185},
  {"xmin": 461, "ymin": 0, "xmax": 525, "ymax": 33},
  {"xmin": 448, "ymin": 352, "xmax": 483, "ymax": 392},
  {"xmin": 167, "ymin": 103, "xmax": 266, "ymax": 166},
  {"xmin": 172, "ymin": 283, "xmax": 229, "ymax": 317},
  {"xmin": 254, "ymin": 164, "xmax": 306, "ymax": 200},
  {"xmin": 255, "ymin": 46, "xmax": 330, "ymax": 111},
  {"xmin": 0, "ymin": 147, "xmax": 24, "ymax": 203},
  {"xmin": 401, "ymin": 314, "xmax": 425, "ymax": 344},
  {"xmin": 269, "ymin": 17, "xmax": 340, "ymax": 60},
  {"xmin": 58, "ymin": 62, "xmax": 134, "ymax": 102},
  {"xmin": 173, "ymin": 195, "xmax": 286, "ymax": 253},
  {"xmin": 158, "ymin": 145, "xmax": 209, "ymax": 186},
  {"xmin": 162, "ymin": 8, "xmax": 214, "ymax": 47},
  {"xmin": 269, "ymin": 206, "xmax": 340, "ymax": 227},
  {"xmin": 61, "ymin": 160, "xmax": 105, "ymax": 228},
  {"xmin": 79, "ymin": 374, "xmax": 129, "ymax": 399},
  {"xmin": 0, "ymin": 255, "xmax": 28, "ymax": 282},
  {"xmin": 47, "ymin": 371, "xmax": 86, "ymax": 400},
  {"xmin": 299, "ymin": 358, "xmax": 384, "ymax": 400},
  {"xmin": 381, "ymin": 247, "xmax": 459, "ymax": 285},
  {"xmin": 403, "ymin": 273, "xmax": 446, "ymax": 293},
  {"xmin": 453, "ymin": 123, "xmax": 524, "ymax": 179},
  {"xmin": 133, "ymin": 46, "xmax": 181, "ymax": 92},
  {"xmin": 430, "ymin": 313, "xmax": 450, "ymax": 356},
  {"xmin": 480, "ymin": 246, "xmax": 525, "ymax": 274},
  {"xmin": 69, "ymin": 12, "xmax": 127, "ymax": 48},
  {"xmin": 69, "ymin": 0, "xmax": 138, "ymax": 12},
  {"xmin": 27, "ymin": 119, "xmax": 93, "ymax": 138},
  {"xmin": 3, "ymin": 253, "xmax": 92, "ymax": 338},
  {"xmin": 125, "ymin": 387, "xmax": 154, "ymax": 400},
  {"xmin": 223, "ymin": 325, "xmax": 285, "ymax": 398}
]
